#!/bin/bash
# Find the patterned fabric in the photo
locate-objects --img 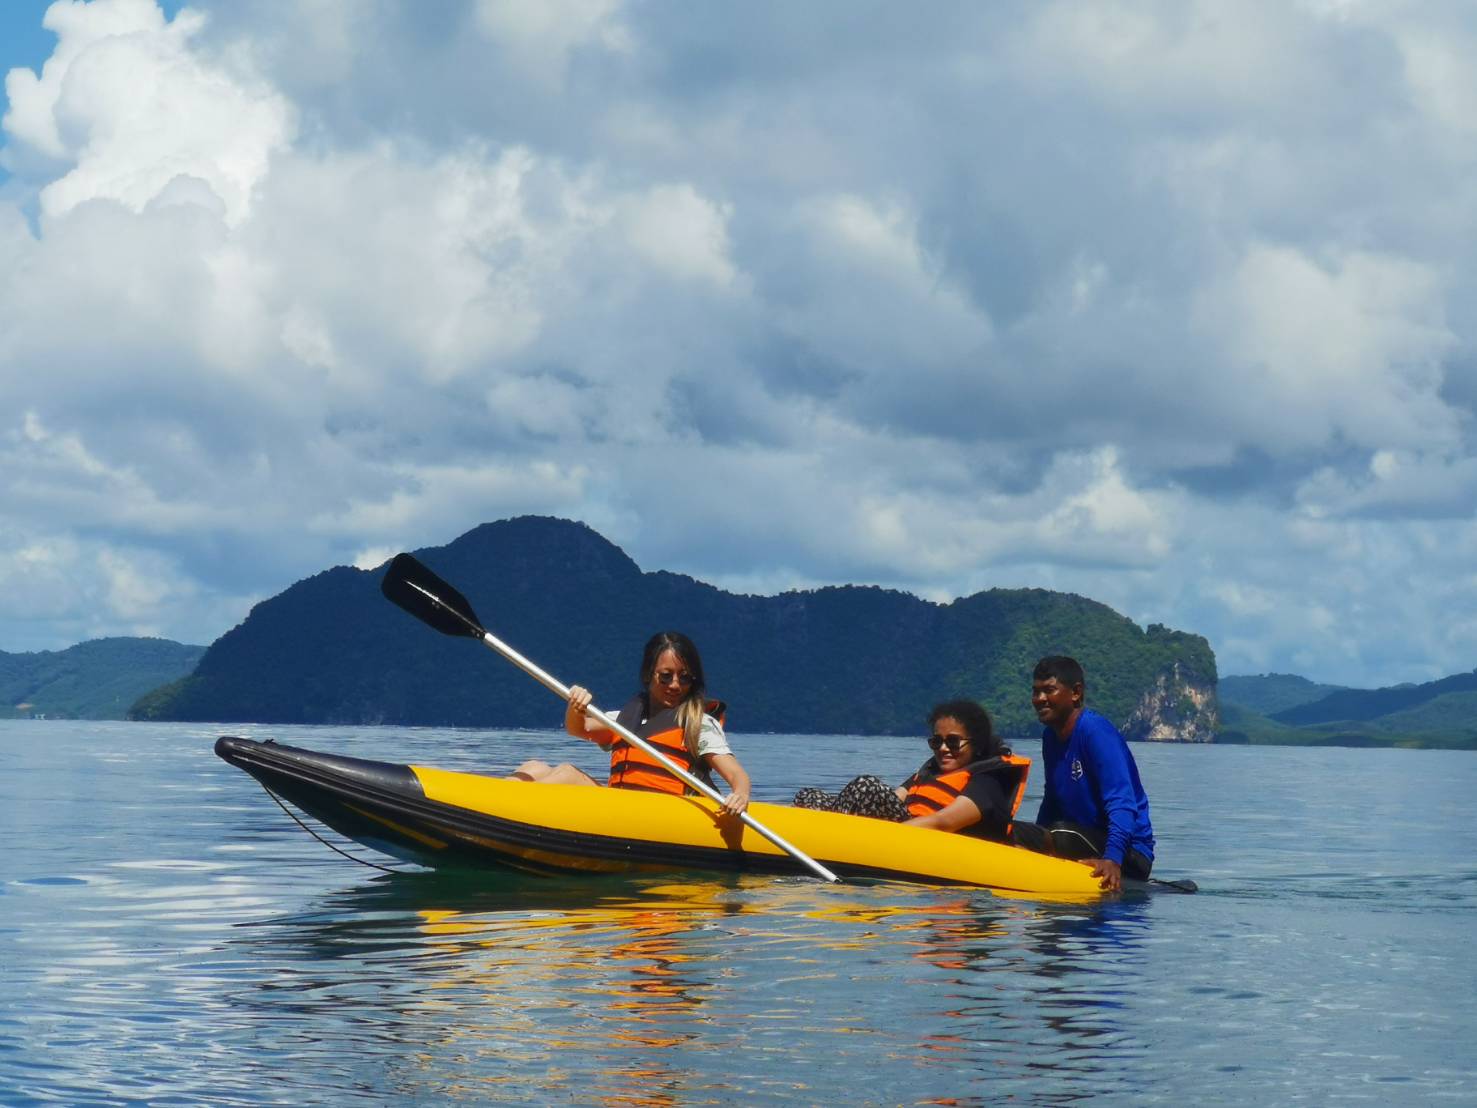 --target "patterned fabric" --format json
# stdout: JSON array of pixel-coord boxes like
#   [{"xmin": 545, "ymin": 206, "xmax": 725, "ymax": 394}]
[
  {"xmin": 791, "ymin": 787, "xmax": 833, "ymax": 810},
  {"xmin": 792, "ymin": 775, "xmax": 909, "ymax": 822}
]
